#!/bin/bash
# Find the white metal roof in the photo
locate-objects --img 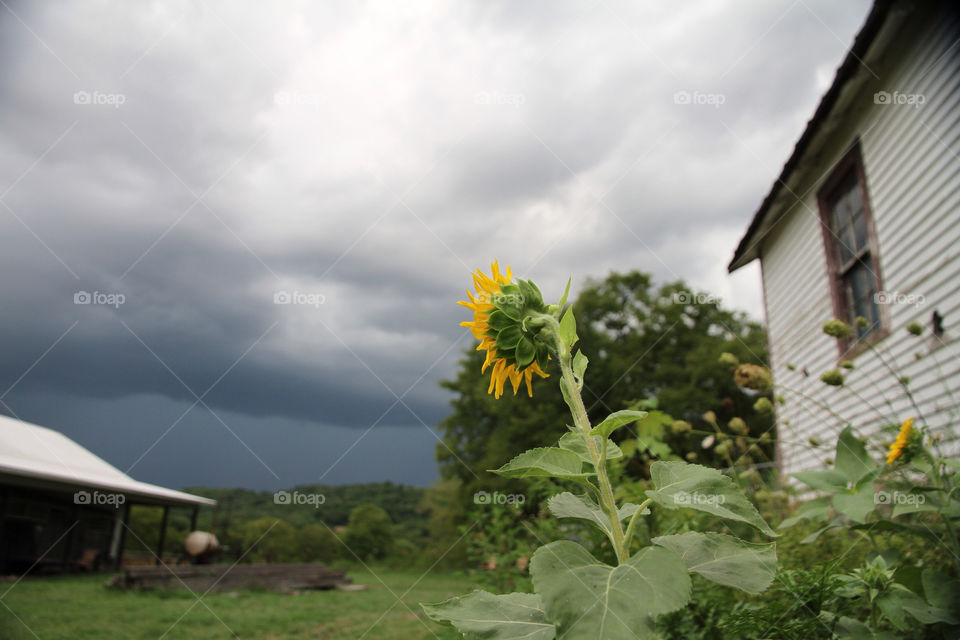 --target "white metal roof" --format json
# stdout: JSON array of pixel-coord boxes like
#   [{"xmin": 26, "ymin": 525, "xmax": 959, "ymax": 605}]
[{"xmin": 0, "ymin": 413, "xmax": 214, "ymax": 507}]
